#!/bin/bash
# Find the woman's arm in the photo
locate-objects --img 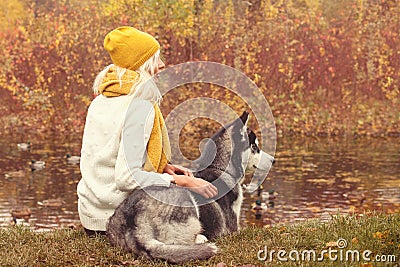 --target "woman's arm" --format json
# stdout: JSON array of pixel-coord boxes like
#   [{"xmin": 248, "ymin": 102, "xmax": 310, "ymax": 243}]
[
  {"xmin": 115, "ymin": 98, "xmax": 218, "ymax": 198},
  {"xmin": 171, "ymin": 174, "xmax": 218, "ymax": 199},
  {"xmin": 114, "ymin": 99, "xmax": 173, "ymax": 191},
  {"xmin": 163, "ymin": 164, "xmax": 194, "ymax": 177}
]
